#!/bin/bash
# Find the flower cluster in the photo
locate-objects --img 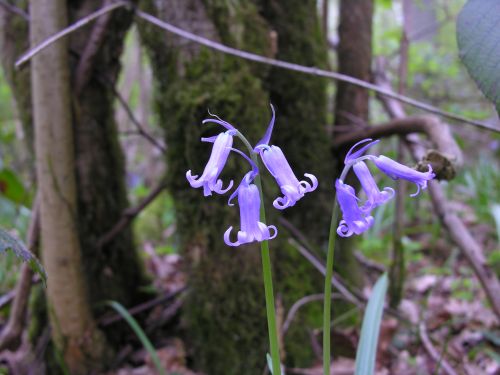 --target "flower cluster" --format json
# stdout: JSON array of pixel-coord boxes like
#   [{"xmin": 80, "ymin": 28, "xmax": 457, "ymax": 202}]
[
  {"xmin": 335, "ymin": 139, "xmax": 435, "ymax": 237},
  {"xmin": 187, "ymin": 106, "xmax": 317, "ymax": 247}
]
